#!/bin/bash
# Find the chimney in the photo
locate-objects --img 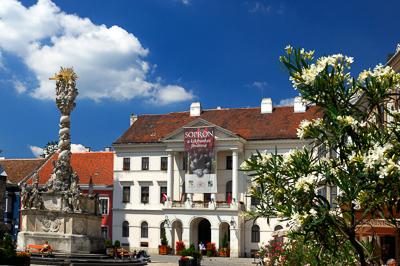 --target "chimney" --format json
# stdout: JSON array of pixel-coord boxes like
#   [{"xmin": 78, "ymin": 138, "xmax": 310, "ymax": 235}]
[
  {"xmin": 190, "ymin": 102, "xmax": 202, "ymax": 116},
  {"xmin": 261, "ymin": 98, "xmax": 273, "ymax": 114},
  {"xmin": 294, "ymin": 96, "xmax": 306, "ymax": 113},
  {"xmin": 130, "ymin": 113, "xmax": 138, "ymax": 126},
  {"xmin": 104, "ymin": 147, "xmax": 112, "ymax": 152}
]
